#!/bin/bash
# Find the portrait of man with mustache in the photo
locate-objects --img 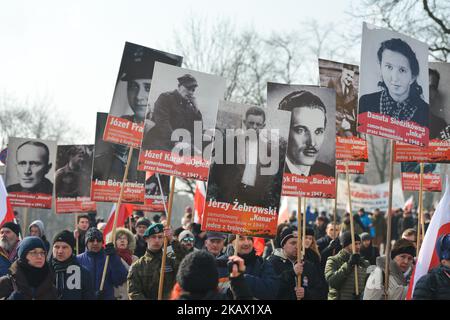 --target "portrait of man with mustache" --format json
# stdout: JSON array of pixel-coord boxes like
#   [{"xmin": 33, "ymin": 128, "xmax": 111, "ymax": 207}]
[{"xmin": 280, "ymin": 90, "xmax": 334, "ymax": 177}]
